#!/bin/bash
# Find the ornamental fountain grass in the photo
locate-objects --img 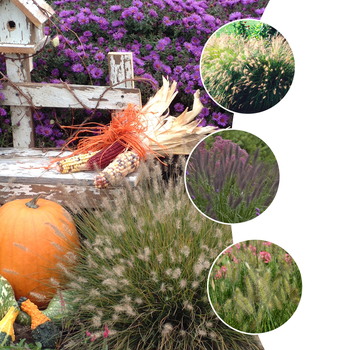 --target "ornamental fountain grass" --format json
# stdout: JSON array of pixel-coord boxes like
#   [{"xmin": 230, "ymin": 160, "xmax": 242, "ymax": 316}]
[
  {"xmin": 208, "ymin": 241, "xmax": 302, "ymax": 333},
  {"xmin": 186, "ymin": 135, "xmax": 279, "ymax": 224},
  {"xmin": 54, "ymin": 156, "xmax": 264, "ymax": 350},
  {"xmin": 201, "ymin": 22, "xmax": 295, "ymax": 114}
]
